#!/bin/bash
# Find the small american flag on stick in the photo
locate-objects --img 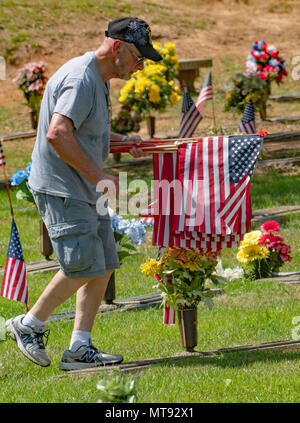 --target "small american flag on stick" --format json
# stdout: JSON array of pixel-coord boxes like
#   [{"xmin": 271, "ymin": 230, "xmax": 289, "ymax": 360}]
[
  {"xmin": 196, "ymin": 71, "xmax": 213, "ymax": 113},
  {"xmin": 1, "ymin": 219, "xmax": 28, "ymax": 311},
  {"xmin": 178, "ymin": 86, "xmax": 202, "ymax": 138},
  {"xmin": 0, "ymin": 140, "xmax": 6, "ymax": 166},
  {"xmin": 237, "ymin": 98, "xmax": 256, "ymax": 134}
]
